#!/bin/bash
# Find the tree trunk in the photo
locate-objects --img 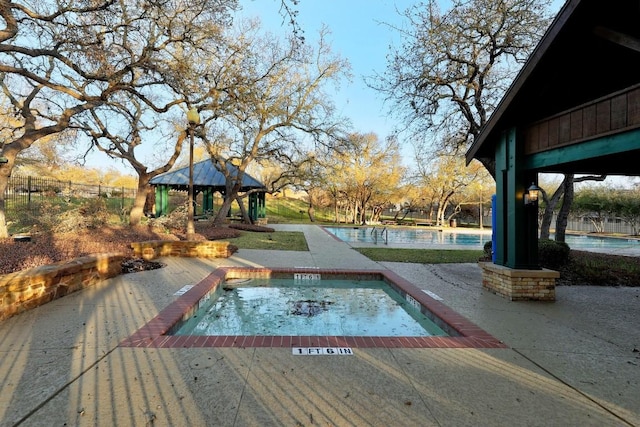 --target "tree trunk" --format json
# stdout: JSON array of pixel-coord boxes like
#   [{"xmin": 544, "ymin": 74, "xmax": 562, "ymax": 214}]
[
  {"xmin": 436, "ymin": 205, "xmax": 444, "ymax": 226},
  {"xmin": 236, "ymin": 196, "xmax": 252, "ymax": 223},
  {"xmin": 214, "ymin": 179, "xmax": 243, "ymax": 225},
  {"xmin": 359, "ymin": 201, "xmax": 367, "ymax": 225},
  {"xmin": 539, "ymin": 177, "xmax": 567, "ymax": 239},
  {"xmin": 351, "ymin": 201, "xmax": 357, "ymax": 224},
  {"xmin": 214, "ymin": 194, "xmax": 234, "ymax": 224},
  {"xmin": 555, "ymin": 174, "xmax": 574, "ymax": 242},
  {"xmin": 0, "ymin": 154, "xmax": 16, "ymax": 238},
  {"xmin": 129, "ymin": 174, "xmax": 152, "ymax": 226},
  {"xmin": 144, "ymin": 189, "xmax": 155, "ymax": 217},
  {"xmin": 305, "ymin": 190, "xmax": 316, "ymax": 222},
  {"xmin": 371, "ymin": 206, "xmax": 382, "ymax": 222},
  {"xmin": 0, "ymin": 187, "xmax": 9, "ymax": 238}
]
